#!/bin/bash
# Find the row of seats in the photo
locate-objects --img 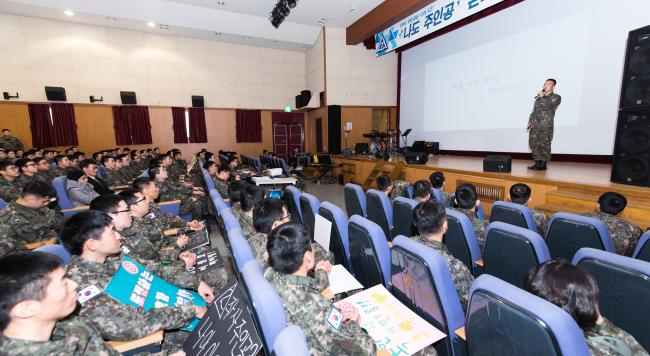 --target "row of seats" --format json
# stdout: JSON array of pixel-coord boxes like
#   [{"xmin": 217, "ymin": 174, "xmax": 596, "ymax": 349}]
[{"xmin": 240, "ymin": 154, "xmax": 262, "ymax": 172}]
